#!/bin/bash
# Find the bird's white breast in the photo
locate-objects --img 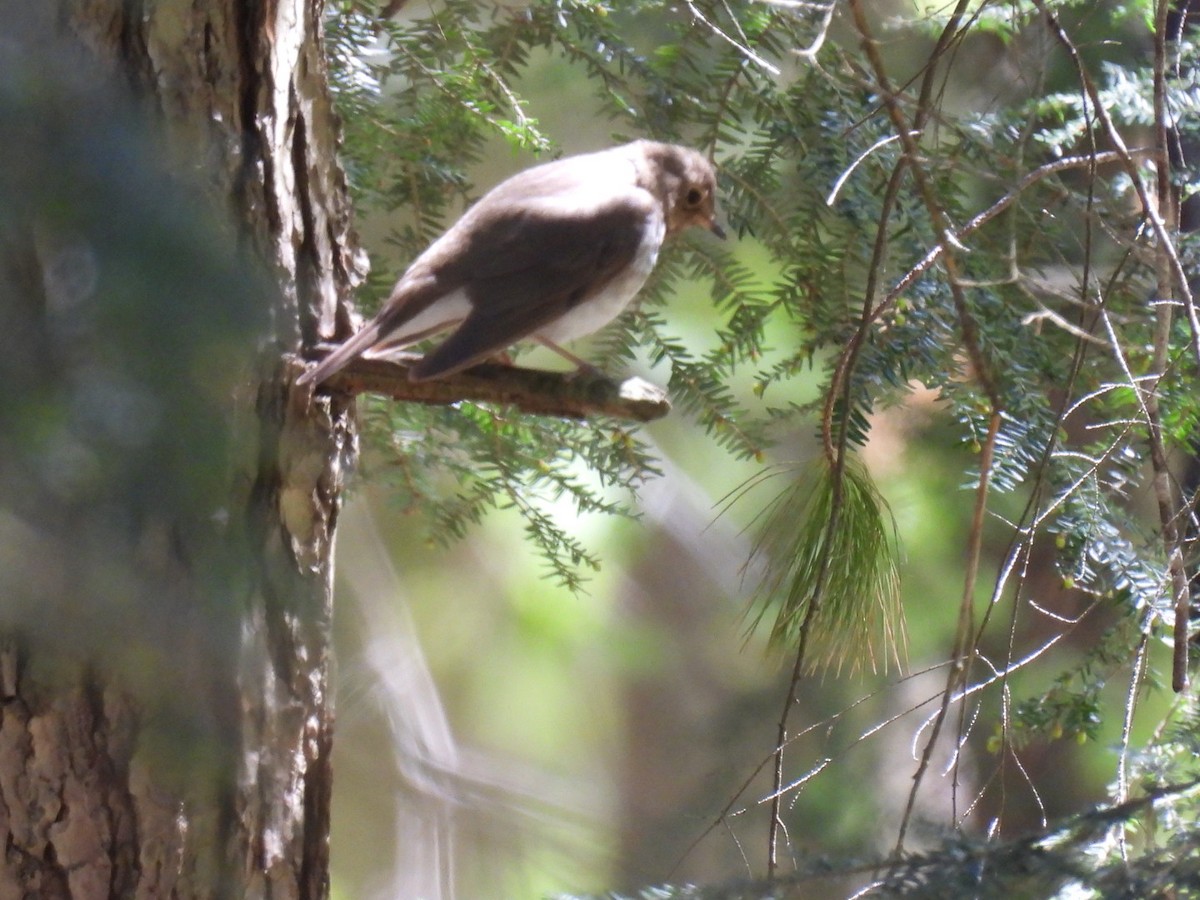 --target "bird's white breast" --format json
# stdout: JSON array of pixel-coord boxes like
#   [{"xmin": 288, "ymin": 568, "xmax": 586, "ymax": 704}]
[{"xmin": 537, "ymin": 208, "xmax": 666, "ymax": 344}]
